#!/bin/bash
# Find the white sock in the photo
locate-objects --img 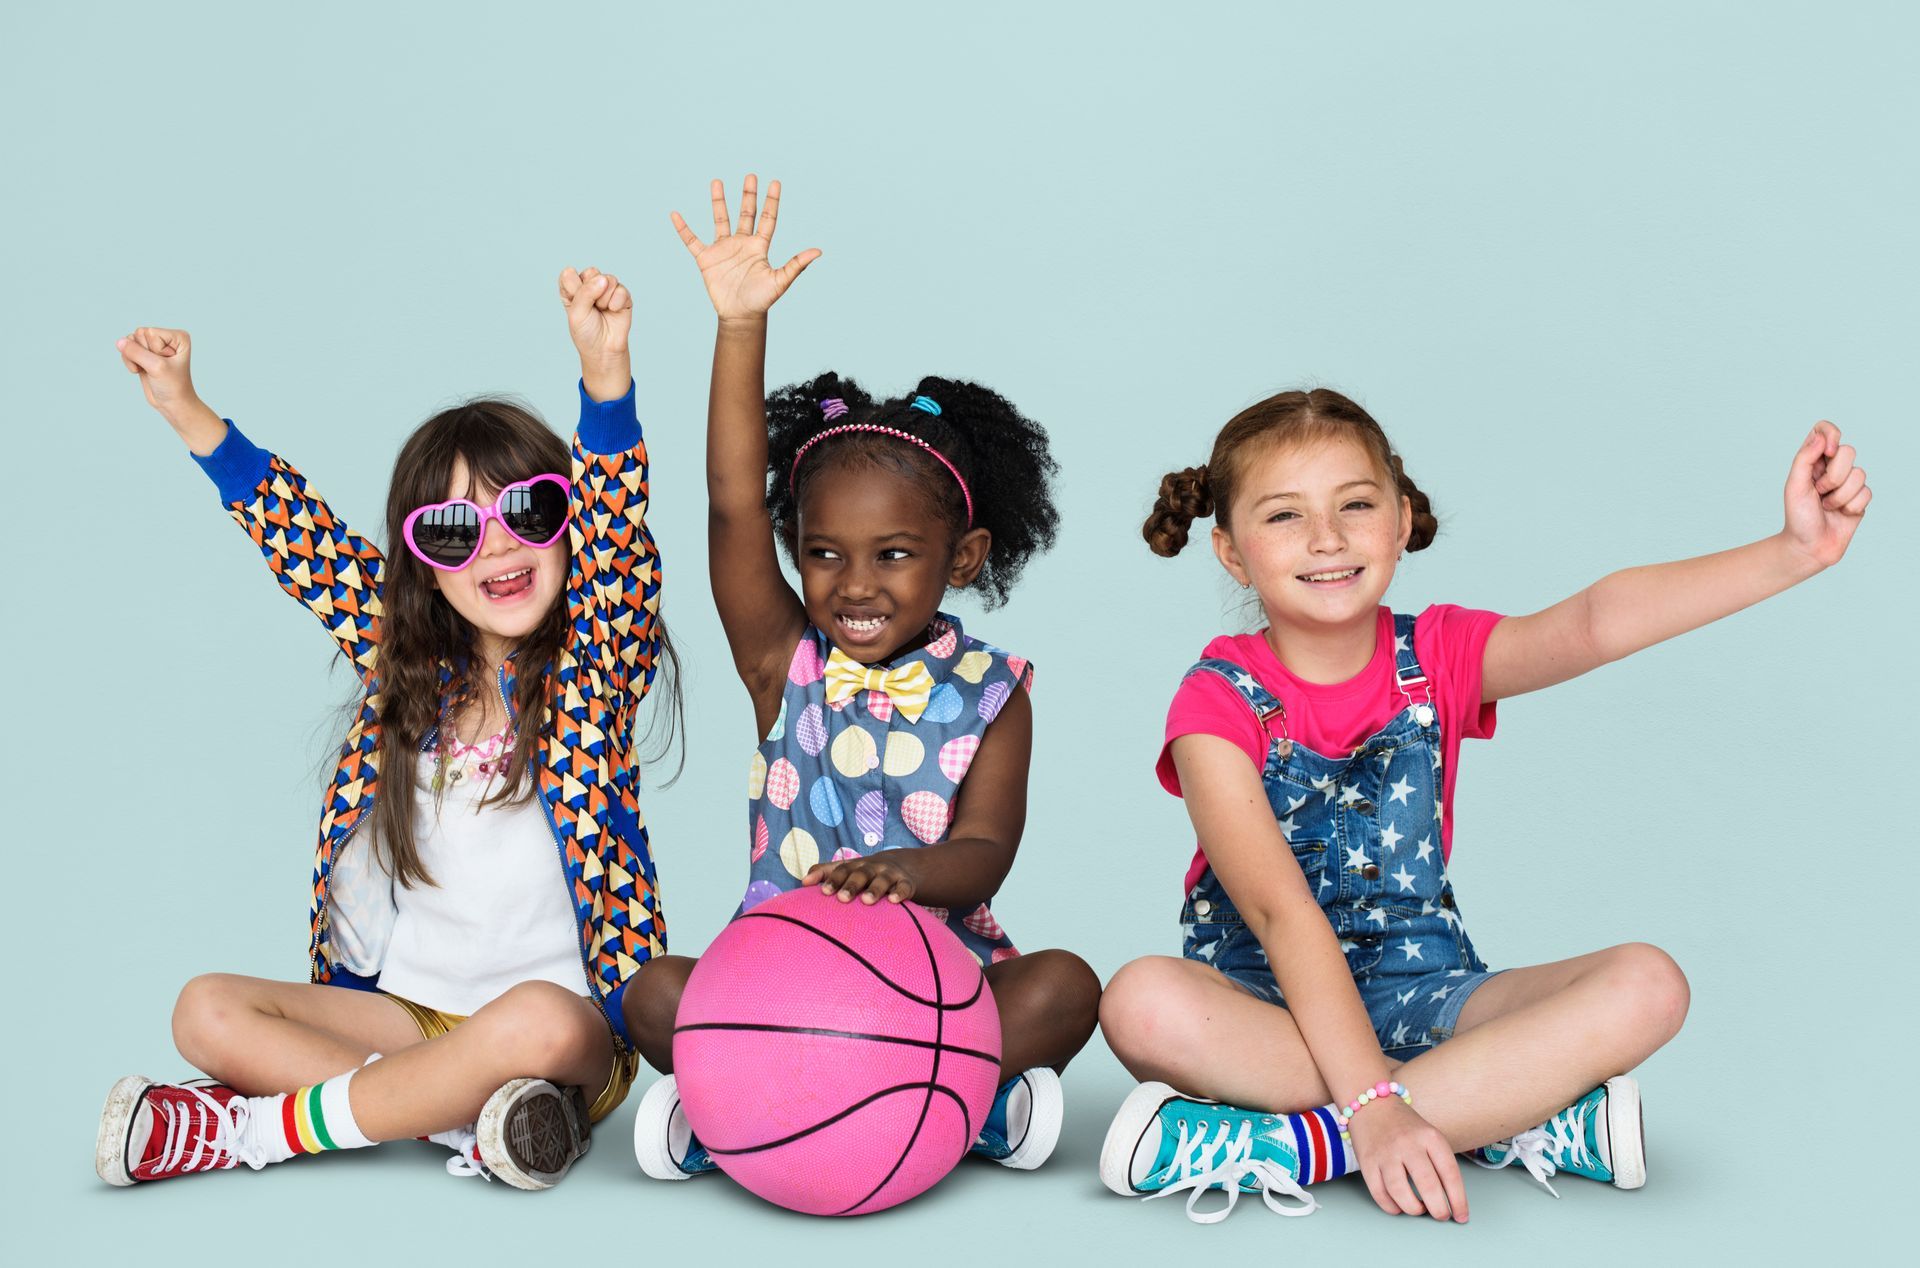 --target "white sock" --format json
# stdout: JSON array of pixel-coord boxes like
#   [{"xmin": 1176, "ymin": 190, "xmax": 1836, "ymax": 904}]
[{"xmin": 238, "ymin": 1050, "xmax": 383, "ymax": 1164}]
